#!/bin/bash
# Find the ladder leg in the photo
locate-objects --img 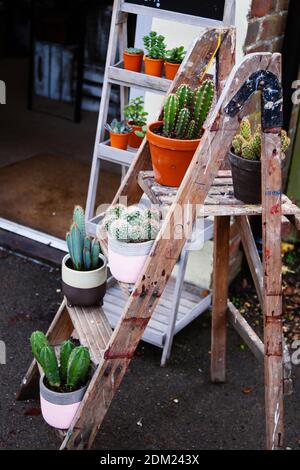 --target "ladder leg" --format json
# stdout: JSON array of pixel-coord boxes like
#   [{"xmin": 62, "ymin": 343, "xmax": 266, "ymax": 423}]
[
  {"xmin": 17, "ymin": 300, "xmax": 73, "ymax": 400},
  {"xmin": 161, "ymin": 247, "xmax": 189, "ymax": 367},
  {"xmin": 211, "ymin": 216, "xmax": 230, "ymax": 383}
]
